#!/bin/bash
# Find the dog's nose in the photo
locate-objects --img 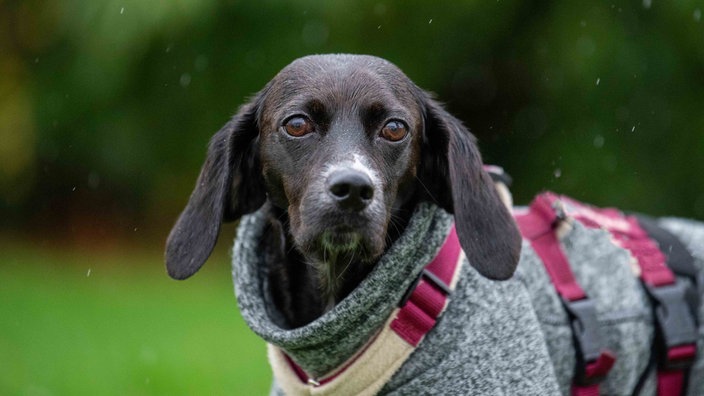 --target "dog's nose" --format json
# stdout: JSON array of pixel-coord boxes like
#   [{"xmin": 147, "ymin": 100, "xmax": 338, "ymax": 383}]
[{"xmin": 326, "ymin": 170, "xmax": 374, "ymax": 211}]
